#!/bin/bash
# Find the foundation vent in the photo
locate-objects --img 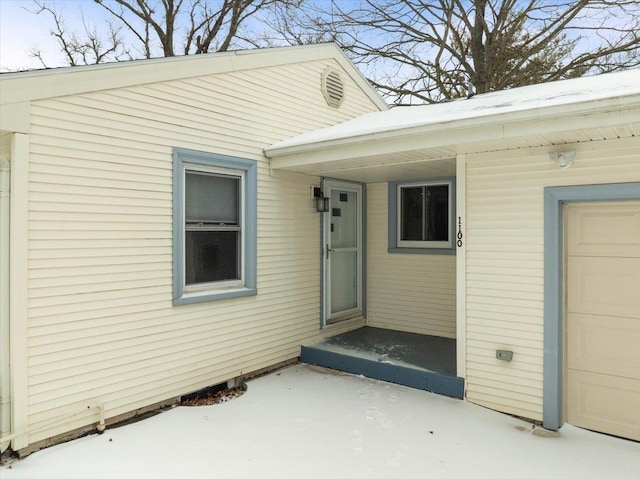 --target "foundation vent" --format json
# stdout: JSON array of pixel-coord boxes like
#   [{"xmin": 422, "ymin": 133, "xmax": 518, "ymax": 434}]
[{"xmin": 322, "ymin": 67, "xmax": 345, "ymax": 108}]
